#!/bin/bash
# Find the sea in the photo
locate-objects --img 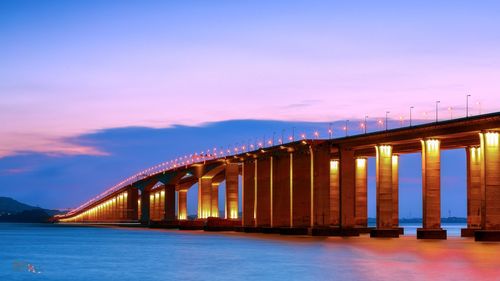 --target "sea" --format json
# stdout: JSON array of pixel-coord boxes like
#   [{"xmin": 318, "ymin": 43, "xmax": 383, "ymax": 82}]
[{"xmin": 0, "ymin": 223, "xmax": 499, "ymax": 281}]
